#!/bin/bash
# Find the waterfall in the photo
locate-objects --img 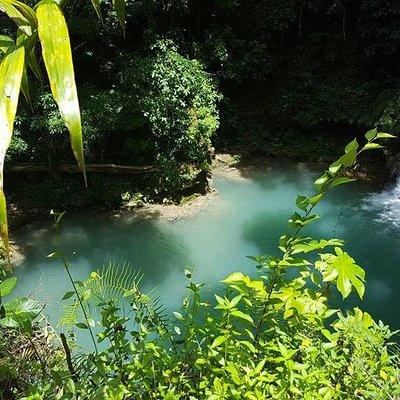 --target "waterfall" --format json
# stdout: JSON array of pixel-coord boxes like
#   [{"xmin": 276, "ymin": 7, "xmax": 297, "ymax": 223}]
[{"xmin": 362, "ymin": 166, "xmax": 400, "ymax": 228}]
